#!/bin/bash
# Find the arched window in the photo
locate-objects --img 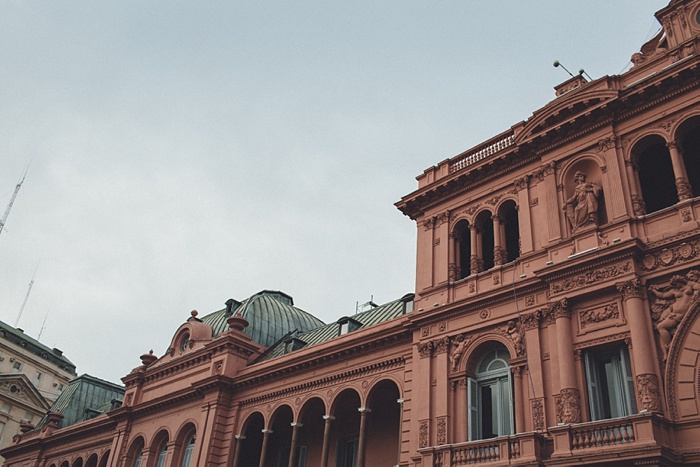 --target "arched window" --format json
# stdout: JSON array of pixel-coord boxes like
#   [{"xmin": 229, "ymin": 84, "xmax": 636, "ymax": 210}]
[
  {"xmin": 475, "ymin": 211, "xmax": 494, "ymax": 271},
  {"xmin": 498, "ymin": 201, "xmax": 520, "ymax": 264},
  {"xmin": 156, "ymin": 441, "xmax": 168, "ymax": 467},
  {"xmin": 677, "ymin": 116, "xmax": 700, "ymax": 198},
  {"xmin": 453, "ymin": 220, "xmax": 471, "ymax": 279},
  {"xmin": 134, "ymin": 452, "xmax": 143, "ymax": 467},
  {"xmin": 468, "ymin": 344, "xmax": 513, "ymax": 441},
  {"xmin": 180, "ymin": 434, "xmax": 195, "ymax": 467},
  {"xmin": 634, "ymin": 135, "xmax": 677, "ymax": 213}
]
